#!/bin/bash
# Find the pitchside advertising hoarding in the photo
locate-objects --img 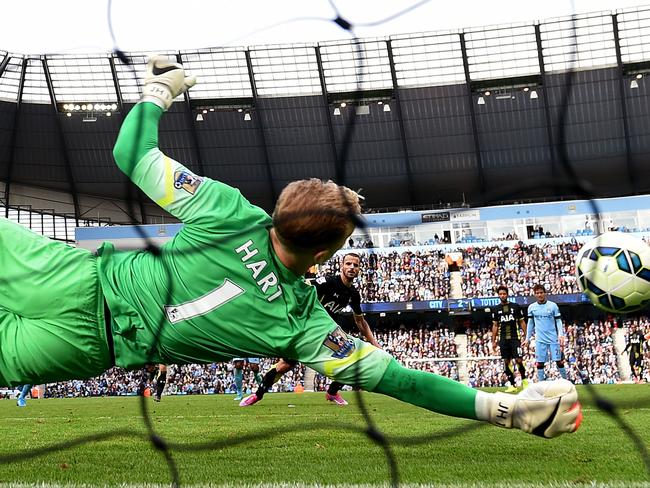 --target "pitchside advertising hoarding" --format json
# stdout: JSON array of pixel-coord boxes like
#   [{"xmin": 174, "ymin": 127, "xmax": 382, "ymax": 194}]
[{"xmin": 360, "ymin": 293, "xmax": 592, "ymax": 313}]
